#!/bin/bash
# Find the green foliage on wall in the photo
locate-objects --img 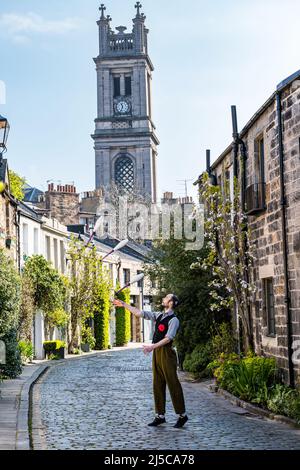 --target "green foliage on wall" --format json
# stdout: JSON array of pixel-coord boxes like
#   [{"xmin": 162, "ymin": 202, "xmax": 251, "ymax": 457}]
[
  {"xmin": 115, "ymin": 288, "xmax": 131, "ymax": 347},
  {"xmin": 0, "ymin": 249, "xmax": 21, "ymax": 337},
  {"xmin": 94, "ymin": 272, "xmax": 111, "ymax": 350}
]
